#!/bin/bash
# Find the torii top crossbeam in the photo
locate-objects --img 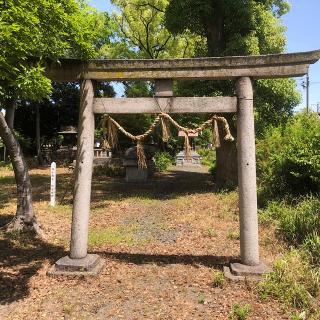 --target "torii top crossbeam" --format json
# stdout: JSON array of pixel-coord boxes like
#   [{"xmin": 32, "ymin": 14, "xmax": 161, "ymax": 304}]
[{"xmin": 45, "ymin": 50, "xmax": 320, "ymax": 82}]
